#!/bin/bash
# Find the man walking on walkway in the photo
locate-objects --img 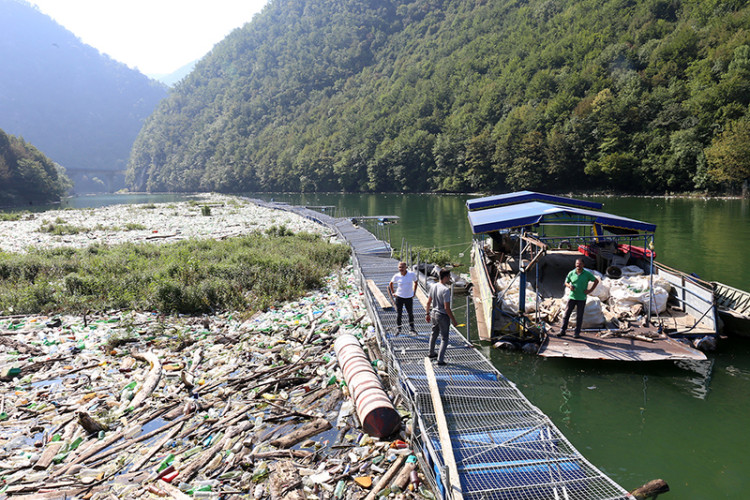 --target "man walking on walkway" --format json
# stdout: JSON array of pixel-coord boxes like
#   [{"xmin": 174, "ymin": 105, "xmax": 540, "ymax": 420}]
[
  {"xmin": 389, "ymin": 261, "xmax": 418, "ymax": 333},
  {"xmin": 426, "ymin": 268, "xmax": 458, "ymax": 365}
]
